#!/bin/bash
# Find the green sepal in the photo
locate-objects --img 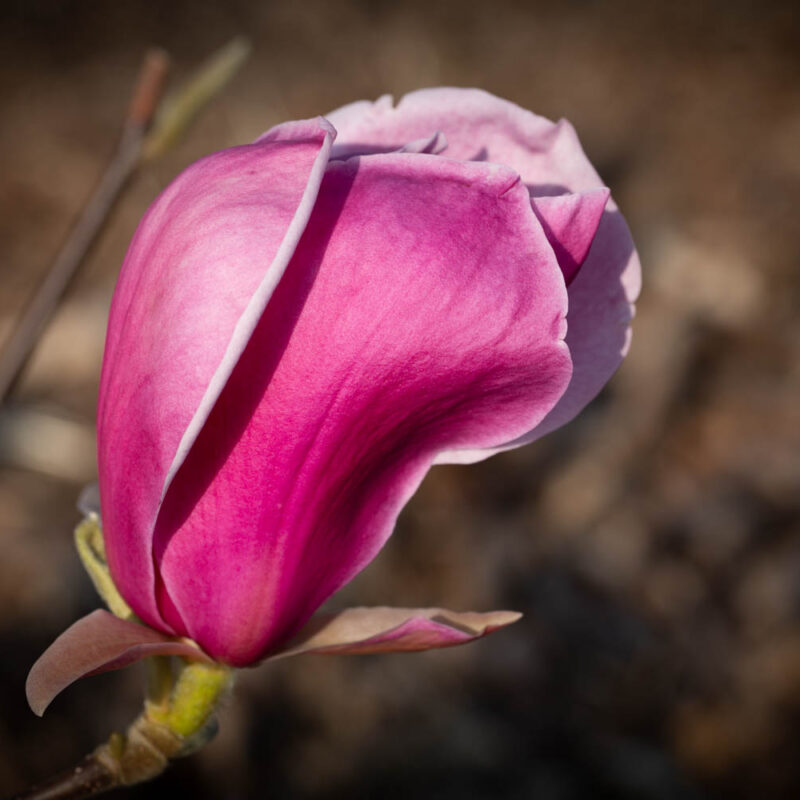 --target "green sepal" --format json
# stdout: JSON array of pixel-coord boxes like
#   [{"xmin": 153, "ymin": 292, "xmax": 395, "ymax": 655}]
[{"xmin": 74, "ymin": 515, "xmax": 134, "ymax": 620}]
